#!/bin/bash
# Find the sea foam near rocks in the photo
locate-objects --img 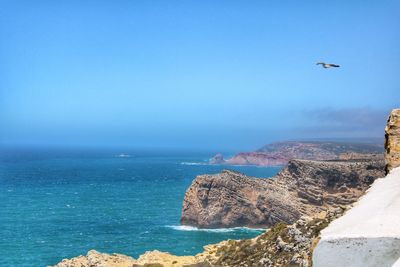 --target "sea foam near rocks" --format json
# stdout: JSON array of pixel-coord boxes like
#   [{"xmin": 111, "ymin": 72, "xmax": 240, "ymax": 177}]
[{"xmin": 166, "ymin": 225, "xmax": 265, "ymax": 233}]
